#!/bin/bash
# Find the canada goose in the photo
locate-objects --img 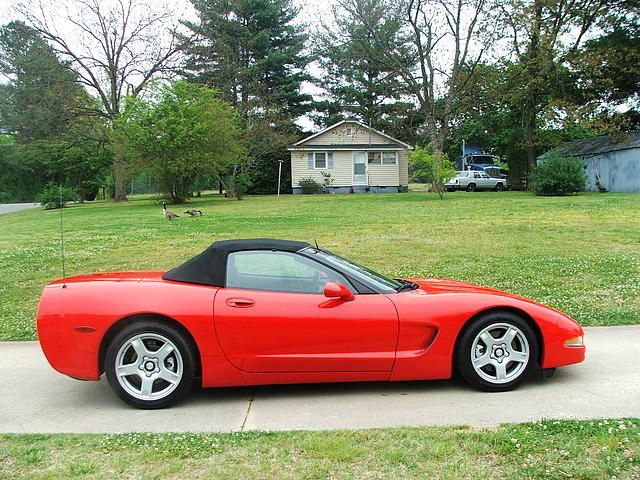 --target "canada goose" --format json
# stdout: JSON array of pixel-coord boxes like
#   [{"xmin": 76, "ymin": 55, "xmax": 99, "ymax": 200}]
[
  {"xmin": 184, "ymin": 209, "xmax": 203, "ymax": 216},
  {"xmin": 162, "ymin": 202, "xmax": 179, "ymax": 220}
]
